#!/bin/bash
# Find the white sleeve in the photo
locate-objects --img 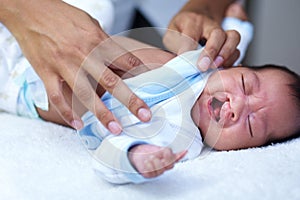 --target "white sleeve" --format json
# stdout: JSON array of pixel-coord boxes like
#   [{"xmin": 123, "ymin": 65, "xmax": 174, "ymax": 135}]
[
  {"xmin": 80, "ymin": 111, "xmax": 156, "ymax": 184},
  {"xmin": 91, "ymin": 134, "xmax": 157, "ymax": 184},
  {"xmin": 90, "ymin": 118, "xmax": 203, "ymax": 184}
]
